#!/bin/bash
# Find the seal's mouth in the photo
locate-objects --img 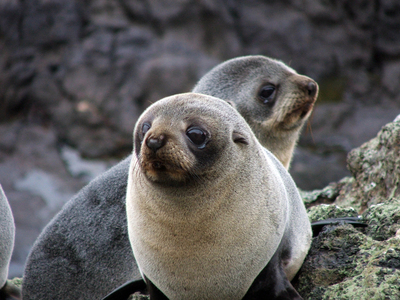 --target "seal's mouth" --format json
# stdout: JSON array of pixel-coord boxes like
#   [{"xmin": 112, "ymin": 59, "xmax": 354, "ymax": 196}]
[
  {"xmin": 140, "ymin": 154, "xmax": 193, "ymax": 185},
  {"xmin": 294, "ymin": 100, "xmax": 315, "ymax": 119},
  {"xmin": 151, "ymin": 161, "xmax": 165, "ymax": 170},
  {"xmin": 278, "ymin": 98, "xmax": 316, "ymax": 131}
]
